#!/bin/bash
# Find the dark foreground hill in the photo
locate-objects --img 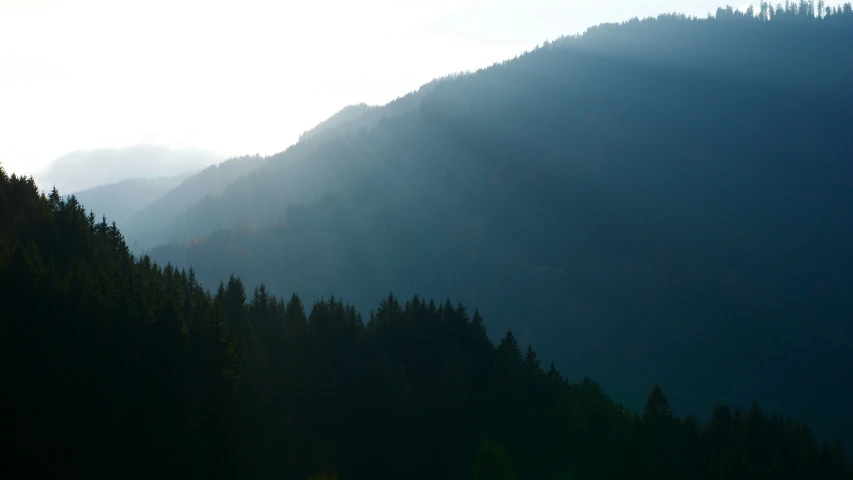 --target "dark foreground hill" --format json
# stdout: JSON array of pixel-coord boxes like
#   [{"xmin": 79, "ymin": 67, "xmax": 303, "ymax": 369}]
[
  {"xmin": 146, "ymin": 5, "xmax": 853, "ymax": 448},
  {"xmin": 3, "ymin": 164, "xmax": 852, "ymax": 479}
]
